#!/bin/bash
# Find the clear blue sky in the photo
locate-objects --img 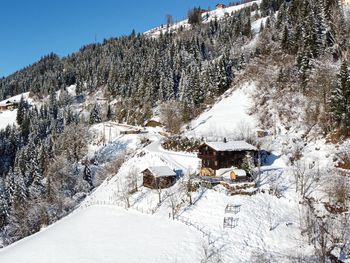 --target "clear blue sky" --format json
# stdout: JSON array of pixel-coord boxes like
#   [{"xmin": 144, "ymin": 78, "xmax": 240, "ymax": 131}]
[{"xmin": 0, "ymin": 0, "xmax": 235, "ymax": 77}]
